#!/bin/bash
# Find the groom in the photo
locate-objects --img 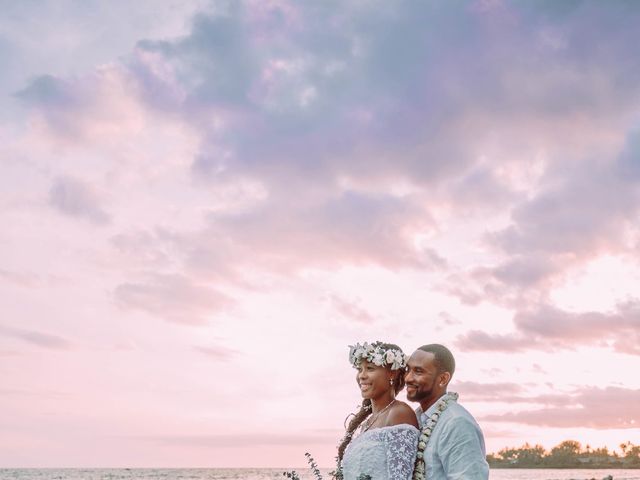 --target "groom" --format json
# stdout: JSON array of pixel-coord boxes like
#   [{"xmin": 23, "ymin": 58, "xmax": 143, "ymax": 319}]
[{"xmin": 405, "ymin": 344, "xmax": 489, "ymax": 479}]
